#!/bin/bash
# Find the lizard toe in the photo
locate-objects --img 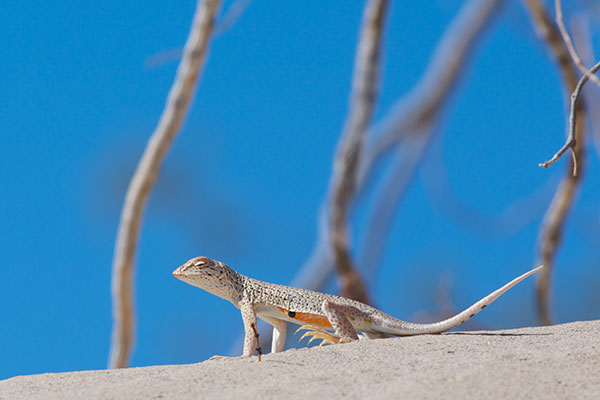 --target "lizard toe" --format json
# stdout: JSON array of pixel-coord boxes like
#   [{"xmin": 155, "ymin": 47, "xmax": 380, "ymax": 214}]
[{"xmin": 295, "ymin": 325, "xmax": 341, "ymax": 346}]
